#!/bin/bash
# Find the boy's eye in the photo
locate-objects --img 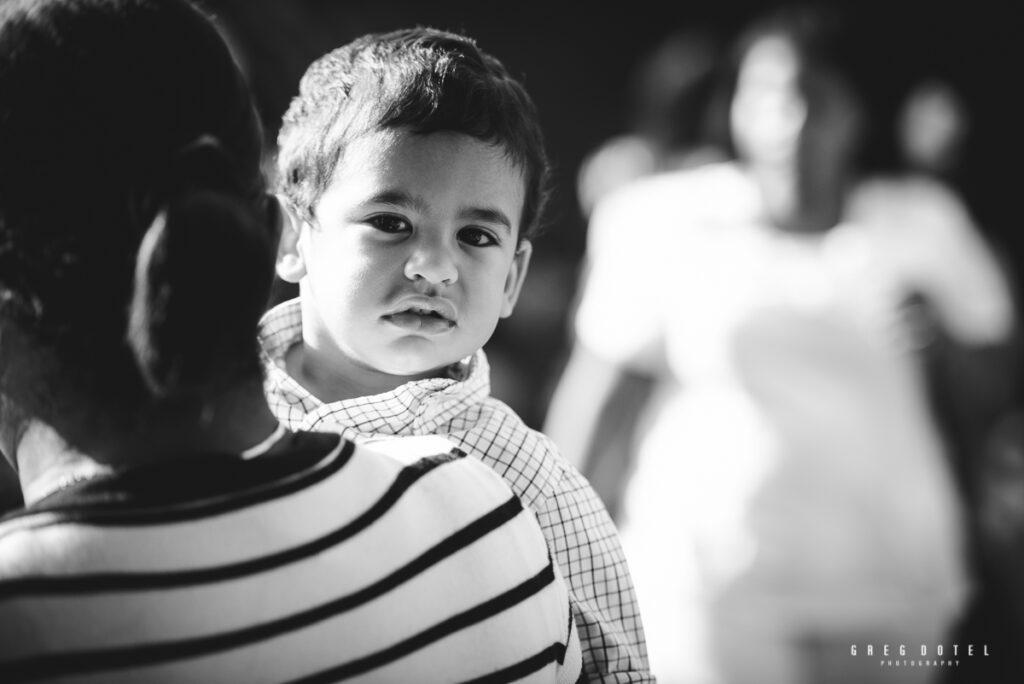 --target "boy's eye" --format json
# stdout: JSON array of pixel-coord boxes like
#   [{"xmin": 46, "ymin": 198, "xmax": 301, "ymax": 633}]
[
  {"xmin": 367, "ymin": 215, "xmax": 412, "ymax": 234},
  {"xmin": 458, "ymin": 226, "xmax": 498, "ymax": 247}
]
